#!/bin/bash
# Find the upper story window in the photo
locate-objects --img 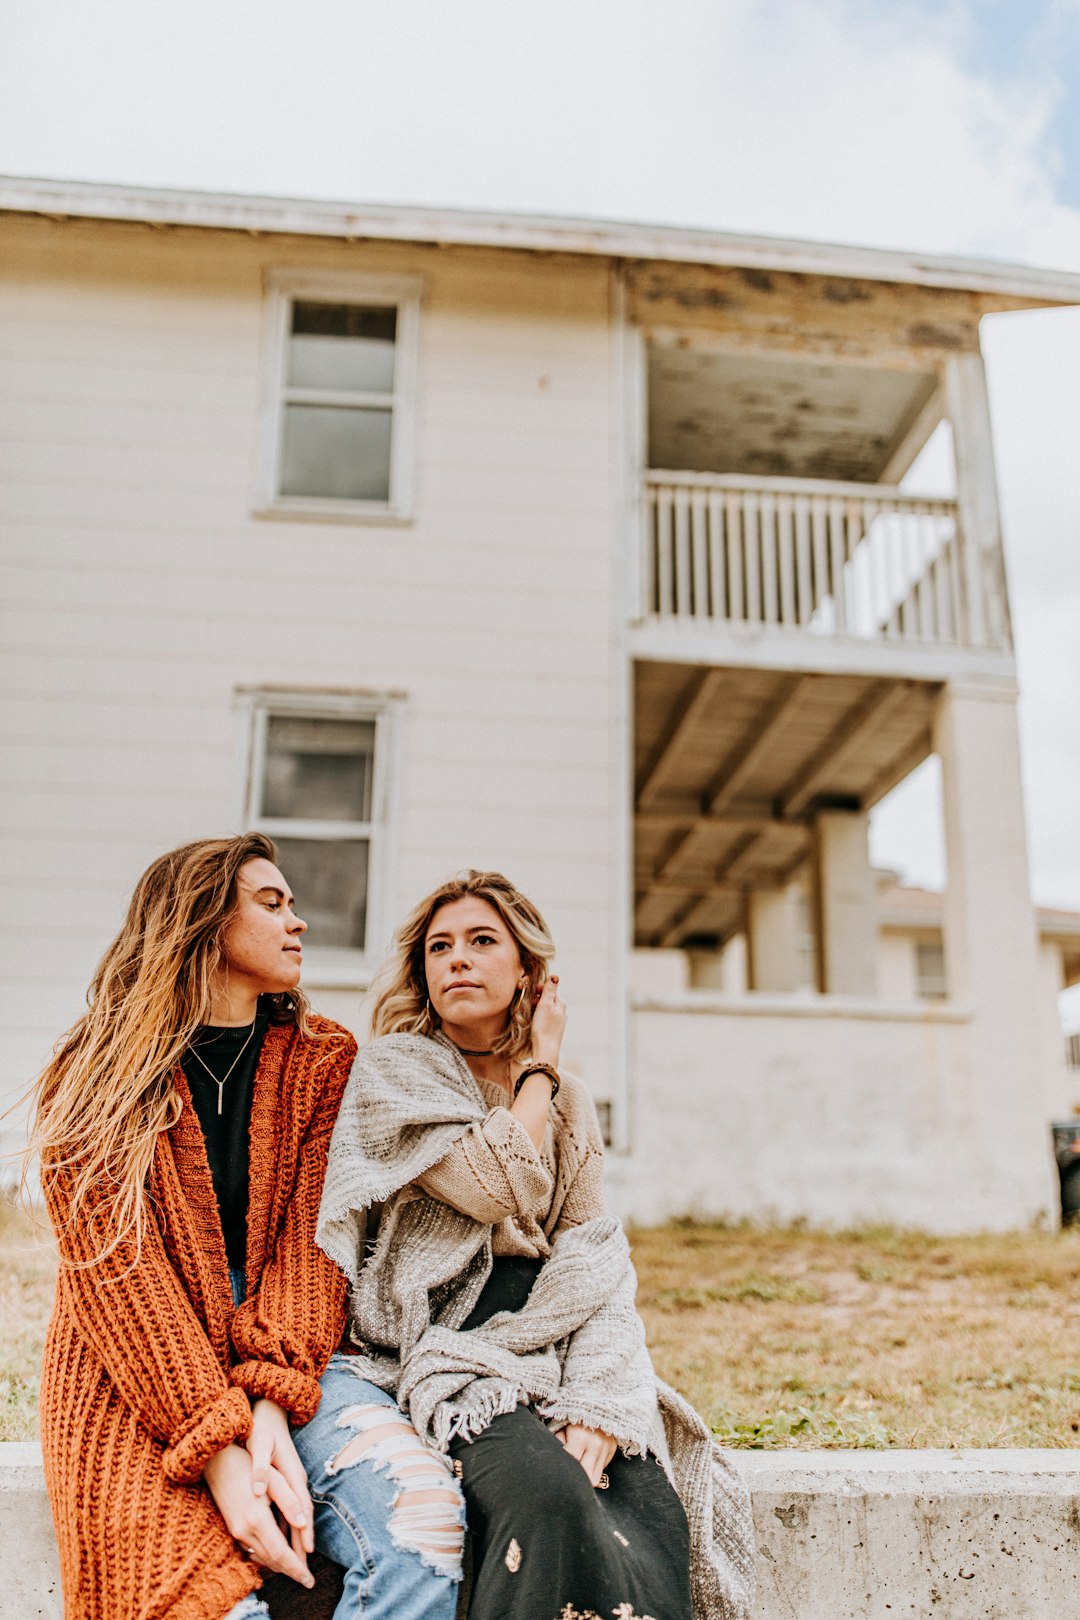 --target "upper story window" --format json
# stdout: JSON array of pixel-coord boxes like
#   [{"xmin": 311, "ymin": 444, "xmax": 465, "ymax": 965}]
[
  {"xmin": 242, "ymin": 691, "xmax": 401, "ymax": 983},
  {"xmin": 256, "ymin": 270, "xmax": 422, "ymax": 523}
]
